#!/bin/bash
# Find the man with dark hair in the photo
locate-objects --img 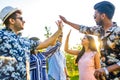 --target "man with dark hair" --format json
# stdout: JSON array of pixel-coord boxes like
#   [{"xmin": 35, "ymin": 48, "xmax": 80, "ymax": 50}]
[
  {"xmin": 59, "ymin": 1, "xmax": 120, "ymax": 80},
  {"xmin": 0, "ymin": 6, "xmax": 63, "ymax": 80}
]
